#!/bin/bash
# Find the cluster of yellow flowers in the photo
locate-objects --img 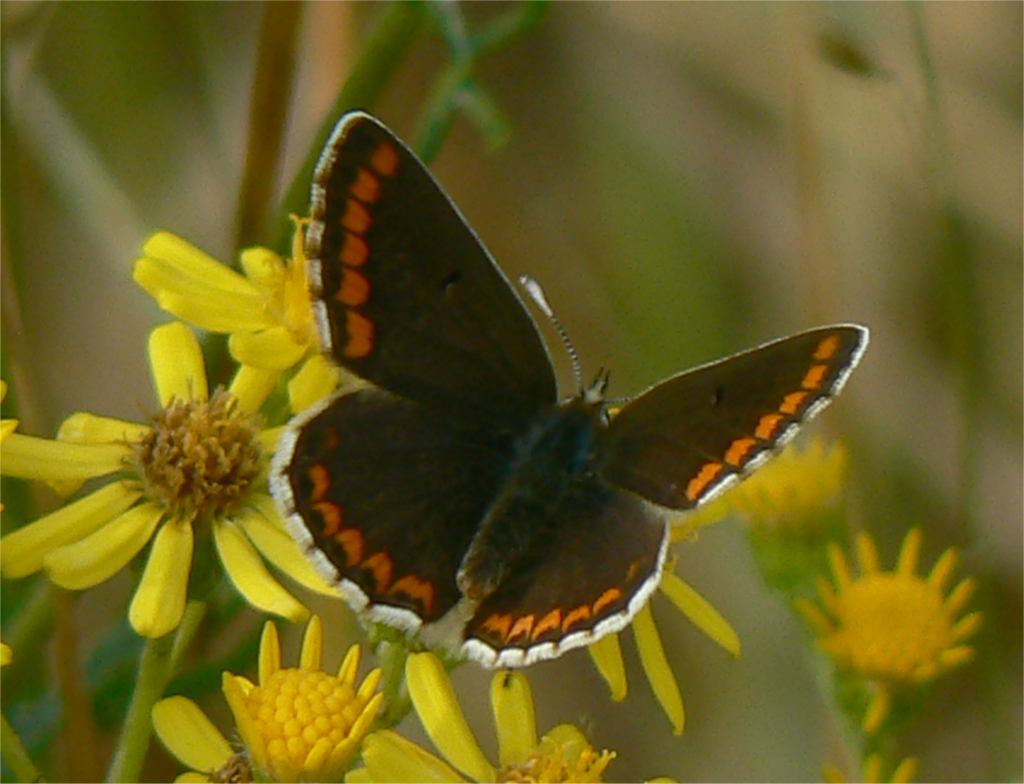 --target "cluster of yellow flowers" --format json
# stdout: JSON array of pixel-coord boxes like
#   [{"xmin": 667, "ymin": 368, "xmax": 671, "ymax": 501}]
[{"xmin": 0, "ymin": 227, "xmax": 980, "ymax": 782}]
